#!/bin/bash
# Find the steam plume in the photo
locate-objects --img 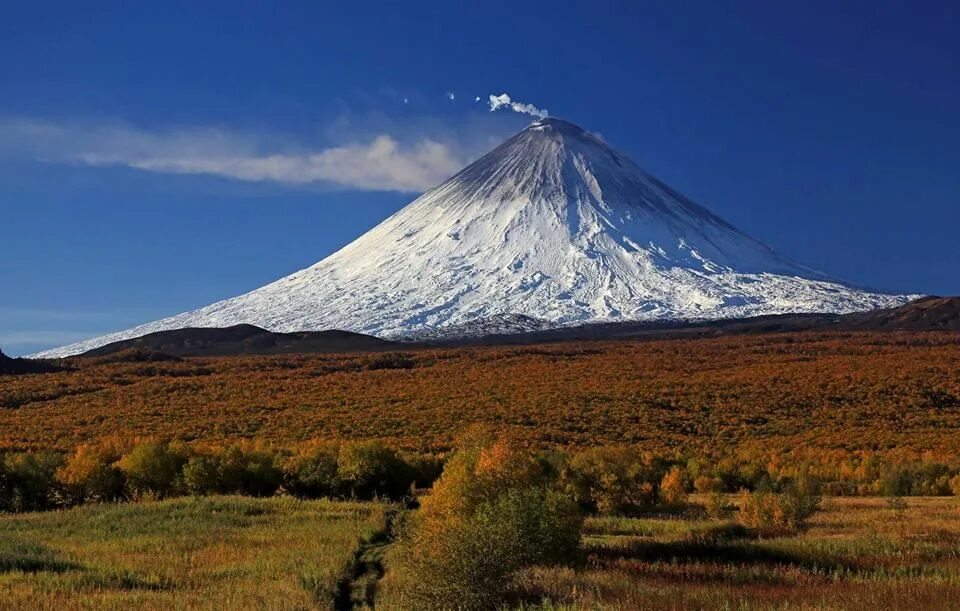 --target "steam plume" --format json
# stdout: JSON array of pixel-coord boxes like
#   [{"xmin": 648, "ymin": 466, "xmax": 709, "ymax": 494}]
[{"xmin": 488, "ymin": 93, "xmax": 548, "ymax": 119}]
